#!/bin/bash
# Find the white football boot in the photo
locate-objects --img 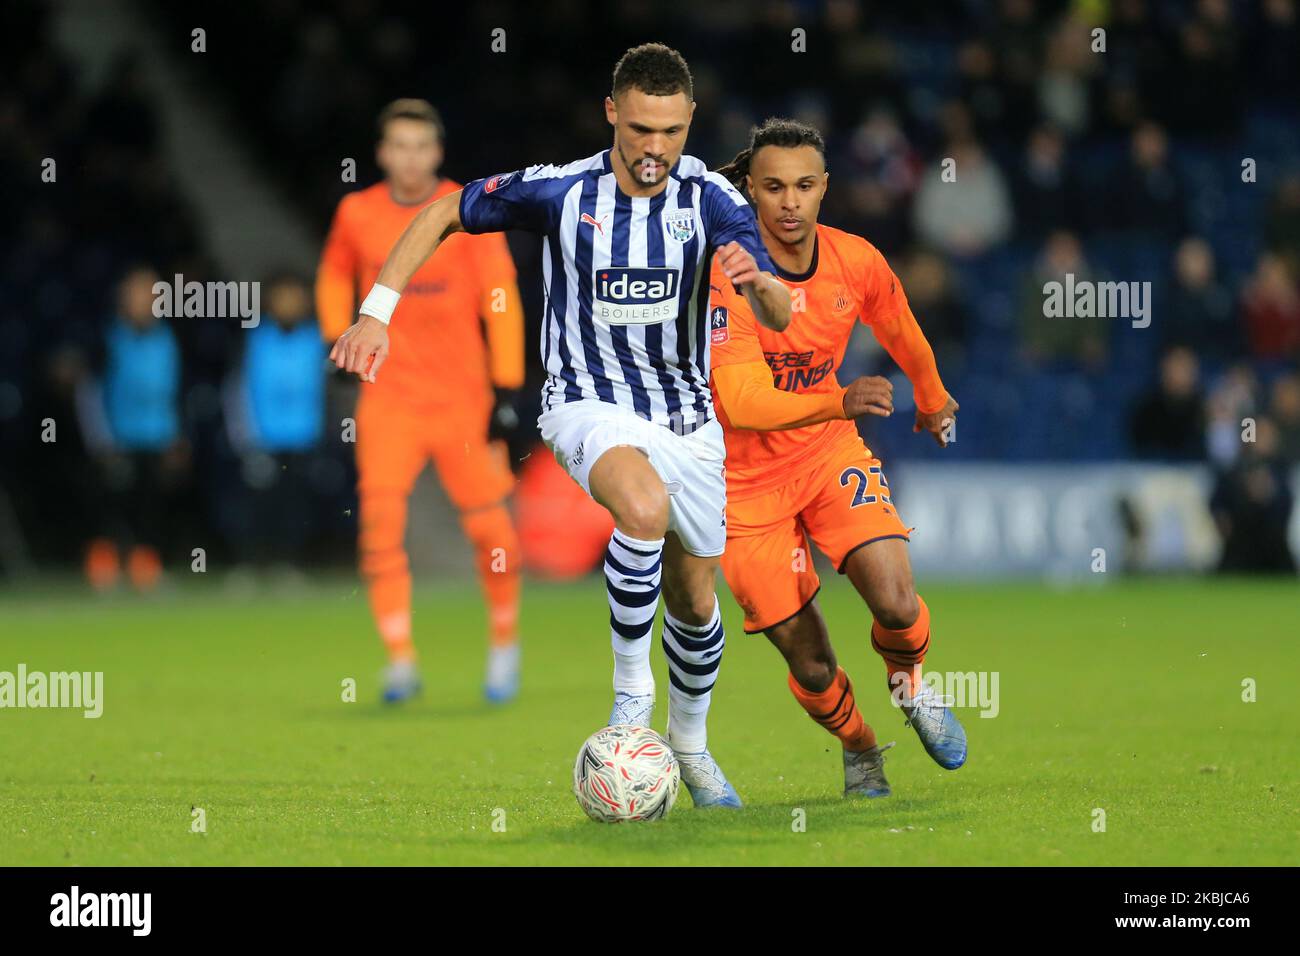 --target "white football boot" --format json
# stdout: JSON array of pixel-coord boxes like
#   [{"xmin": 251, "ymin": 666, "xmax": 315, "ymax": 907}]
[{"xmin": 608, "ymin": 690, "xmax": 654, "ymax": 727}]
